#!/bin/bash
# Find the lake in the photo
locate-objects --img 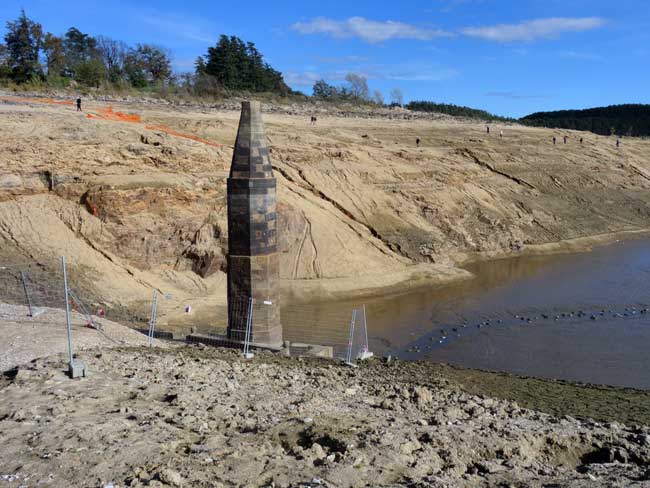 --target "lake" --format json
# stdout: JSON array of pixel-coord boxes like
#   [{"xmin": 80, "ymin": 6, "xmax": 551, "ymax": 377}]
[{"xmin": 283, "ymin": 237, "xmax": 650, "ymax": 389}]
